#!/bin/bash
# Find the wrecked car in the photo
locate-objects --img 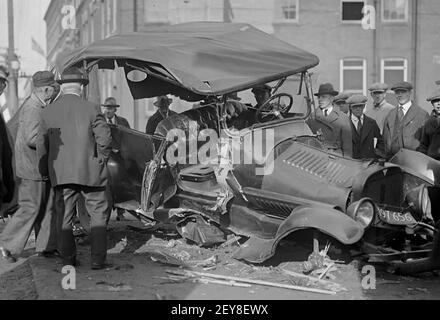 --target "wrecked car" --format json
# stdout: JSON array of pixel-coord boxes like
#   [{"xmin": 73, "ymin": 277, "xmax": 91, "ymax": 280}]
[{"xmin": 57, "ymin": 22, "xmax": 440, "ymax": 267}]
